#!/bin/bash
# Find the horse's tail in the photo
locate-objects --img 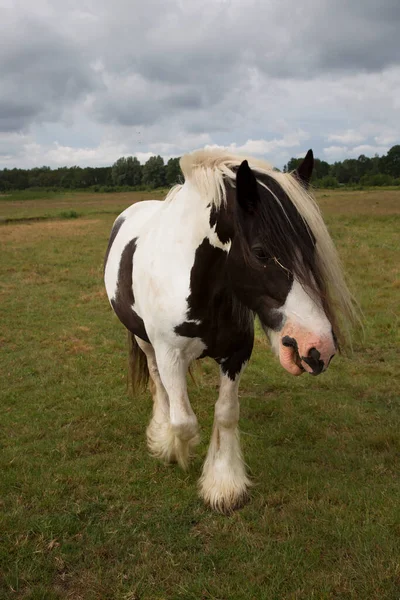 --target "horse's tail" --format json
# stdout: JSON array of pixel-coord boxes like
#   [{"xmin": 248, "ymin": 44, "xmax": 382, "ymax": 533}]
[{"xmin": 127, "ymin": 332, "xmax": 149, "ymax": 395}]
